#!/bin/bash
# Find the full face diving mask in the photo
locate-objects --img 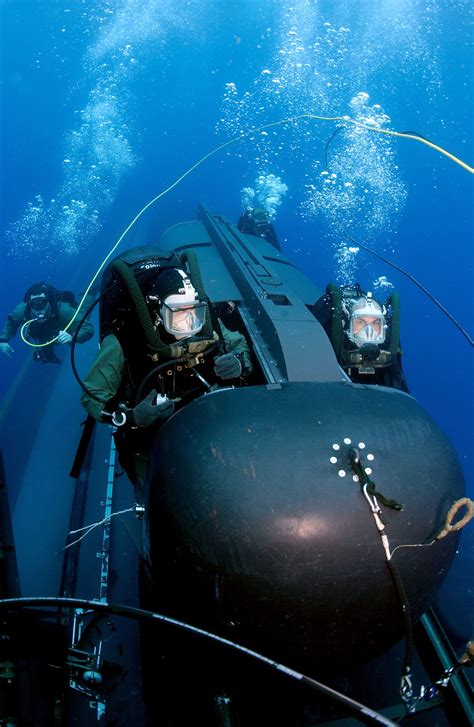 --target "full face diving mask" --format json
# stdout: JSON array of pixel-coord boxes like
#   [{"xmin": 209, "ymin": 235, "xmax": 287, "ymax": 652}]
[
  {"xmin": 147, "ymin": 268, "xmax": 206, "ymax": 340},
  {"xmin": 347, "ymin": 295, "xmax": 386, "ymax": 346},
  {"xmin": 160, "ymin": 297, "xmax": 207, "ymax": 339}
]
